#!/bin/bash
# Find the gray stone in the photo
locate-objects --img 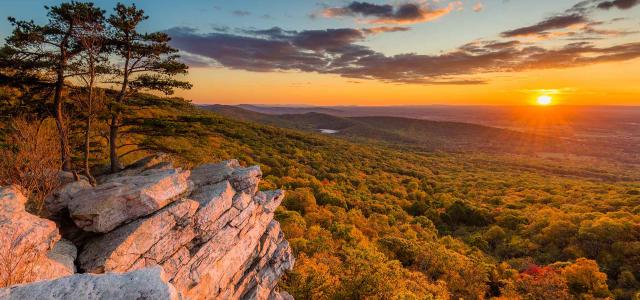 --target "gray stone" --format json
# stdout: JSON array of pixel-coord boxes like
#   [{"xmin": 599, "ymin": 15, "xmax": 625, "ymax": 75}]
[
  {"xmin": 192, "ymin": 180, "xmax": 235, "ymax": 240},
  {"xmin": 45, "ymin": 180, "xmax": 92, "ymax": 217},
  {"xmin": 189, "ymin": 159, "xmax": 240, "ymax": 188},
  {"xmin": 230, "ymin": 166, "xmax": 262, "ymax": 194},
  {"xmin": 0, "ymin": 266, "xmax": 179, "ymax": 300},
  {"xmin": 42, "ymin": 239, "xmax": 77, "ymax": 274}
]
